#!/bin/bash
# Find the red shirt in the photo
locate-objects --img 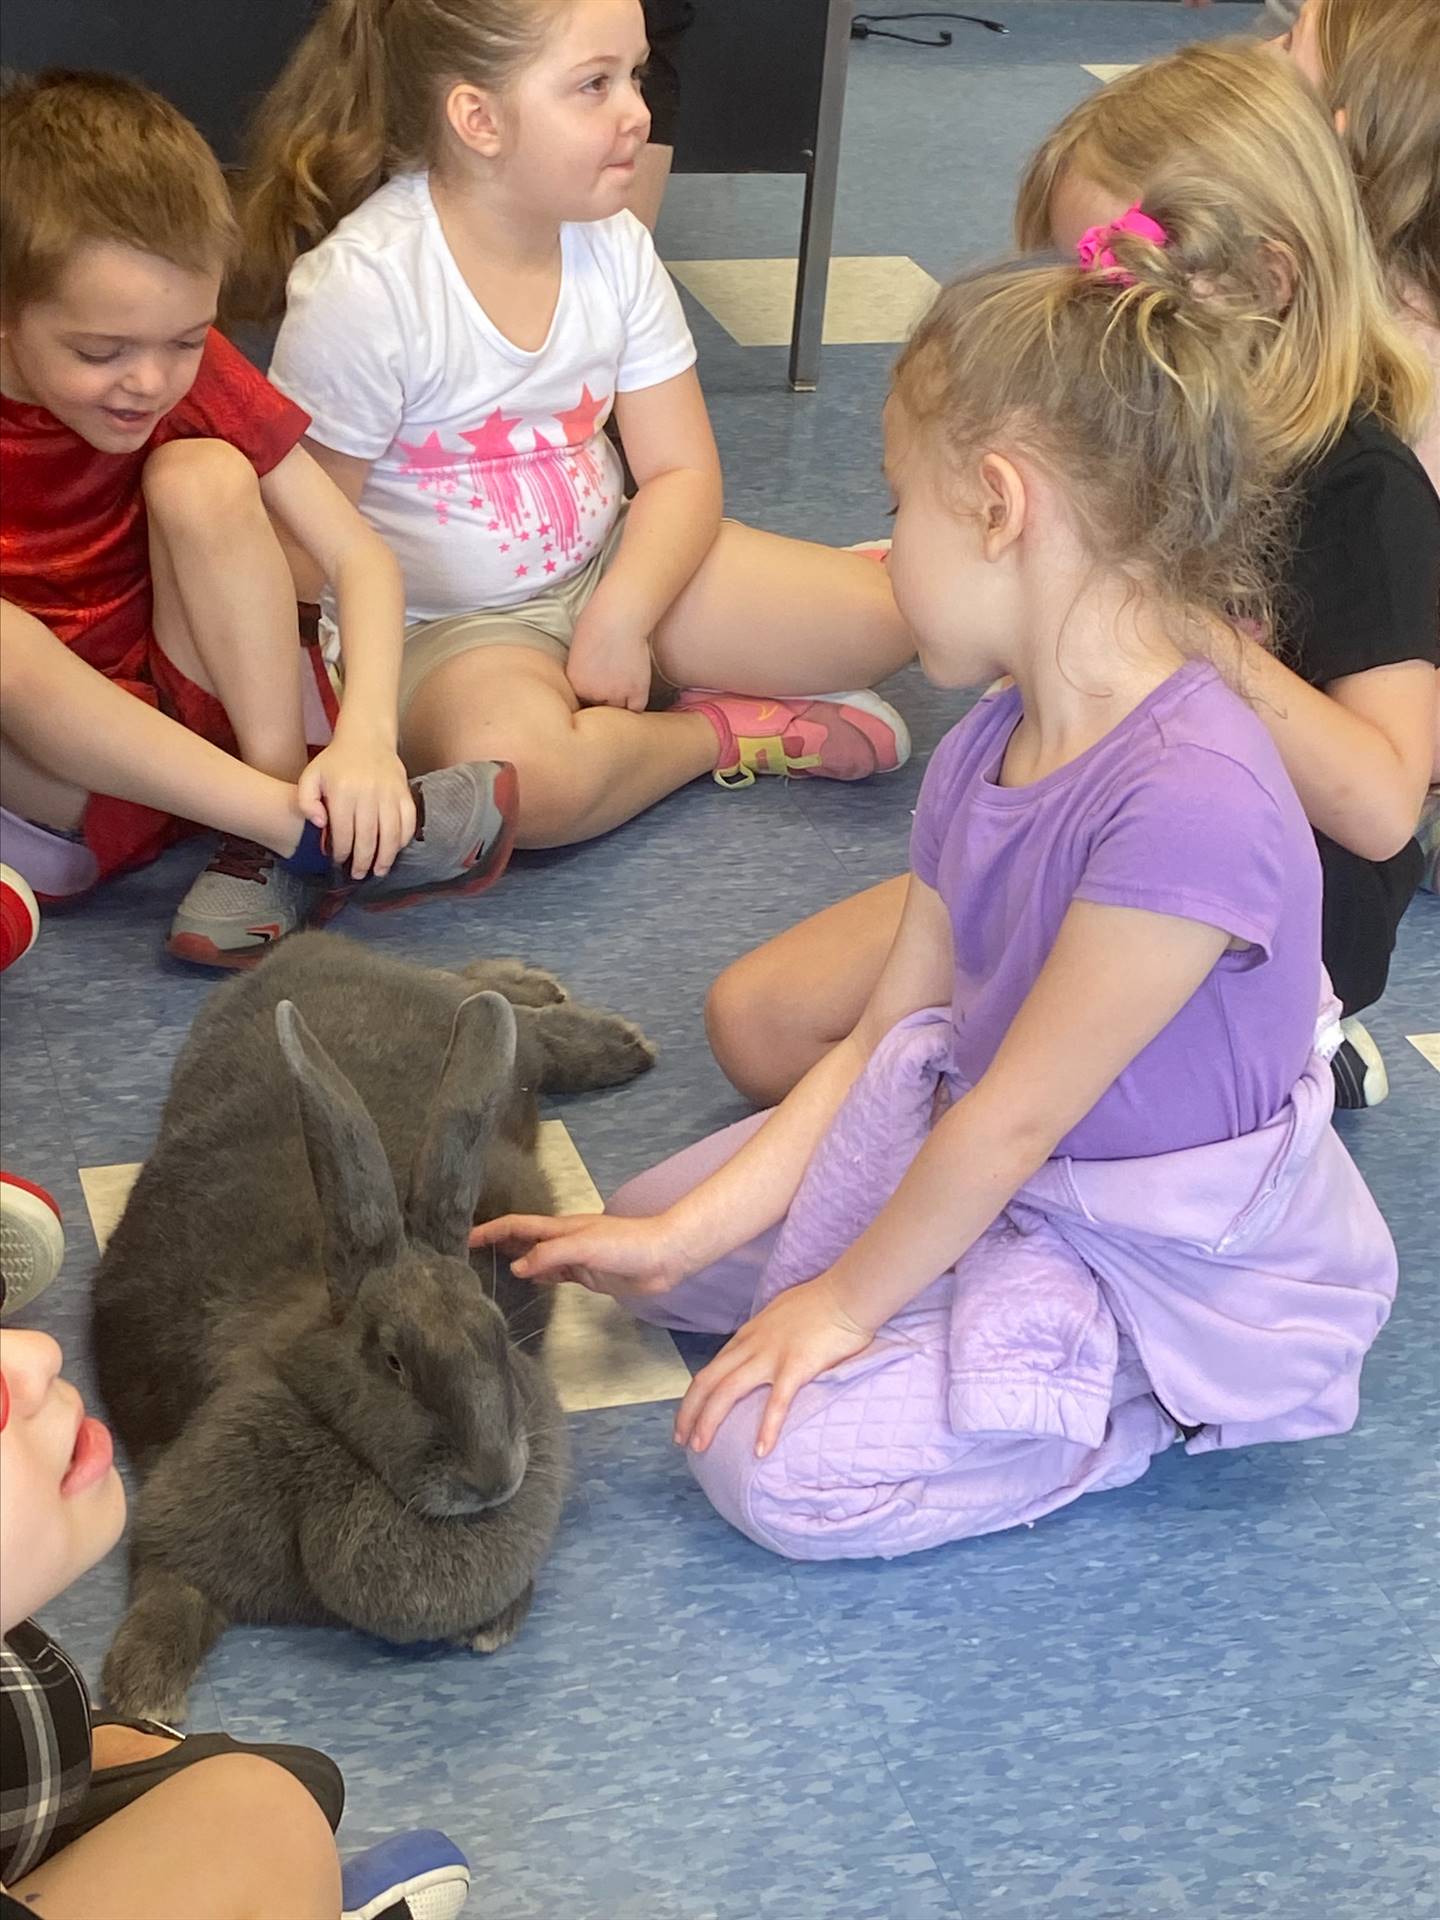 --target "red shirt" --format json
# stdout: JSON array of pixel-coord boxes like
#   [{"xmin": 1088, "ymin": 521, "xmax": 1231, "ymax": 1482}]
[{"xmin": 0, "ymin": 330, "xmax": 309, "ymax": 681}]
